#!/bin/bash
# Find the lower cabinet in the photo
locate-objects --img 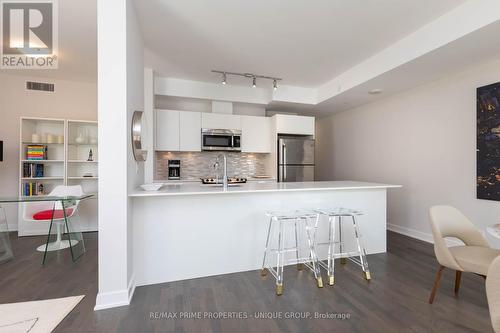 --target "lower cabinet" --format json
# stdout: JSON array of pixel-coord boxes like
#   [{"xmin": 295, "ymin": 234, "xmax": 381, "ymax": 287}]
[{"xmin": 241, "ymin": 115, "xmax": 272, "ymax": 153}]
